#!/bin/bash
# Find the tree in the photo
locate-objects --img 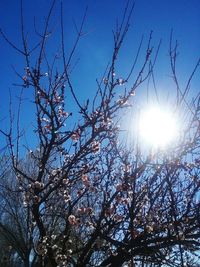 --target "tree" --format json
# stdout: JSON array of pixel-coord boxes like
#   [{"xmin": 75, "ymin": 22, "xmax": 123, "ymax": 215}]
[
  {"xmin": 0, "ymin": 155, "xmax": 40, "ymax": 267},
  {"xmin": 0, "ymin": 1, "xmax": 200, "ymax": 266}
]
